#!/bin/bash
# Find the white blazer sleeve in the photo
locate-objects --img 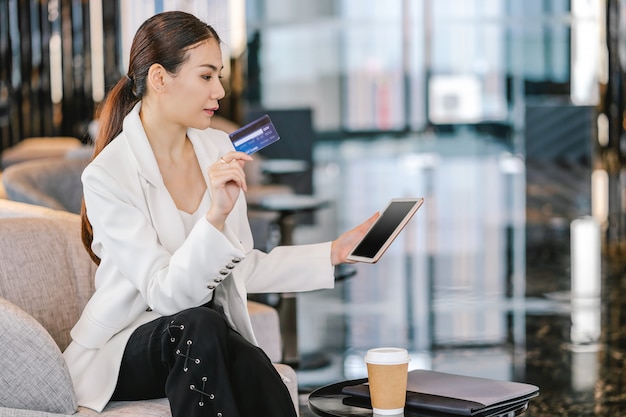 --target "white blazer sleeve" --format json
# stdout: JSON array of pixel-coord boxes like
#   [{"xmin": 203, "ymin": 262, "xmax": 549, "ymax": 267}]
[{"xmin": 82, "ymin": 163, "xmax": 246, "ymax": 317}]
